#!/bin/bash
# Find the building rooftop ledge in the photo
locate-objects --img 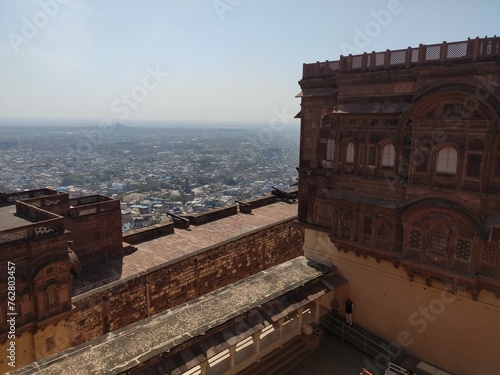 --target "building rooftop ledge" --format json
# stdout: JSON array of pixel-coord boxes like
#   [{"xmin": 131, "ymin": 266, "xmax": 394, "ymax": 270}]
[{"xmin": 12, "ymin": 256, "xmax": 335, "ymax": 375}]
